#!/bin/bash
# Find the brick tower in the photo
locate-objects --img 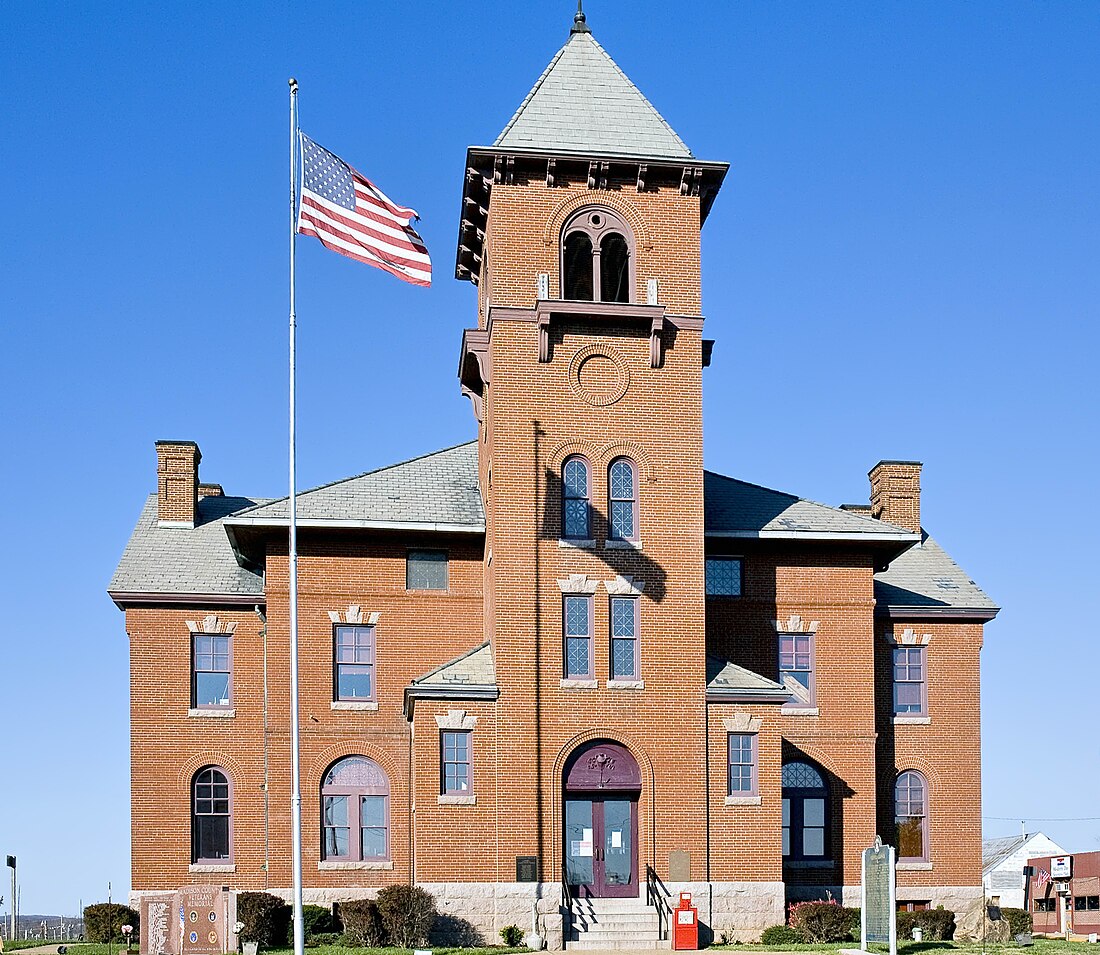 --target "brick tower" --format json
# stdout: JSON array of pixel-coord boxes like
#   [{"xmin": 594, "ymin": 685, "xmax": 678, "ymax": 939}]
[{"xmin": 458, "ymin": 4, "xmax": 728, "ymax": 900}]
